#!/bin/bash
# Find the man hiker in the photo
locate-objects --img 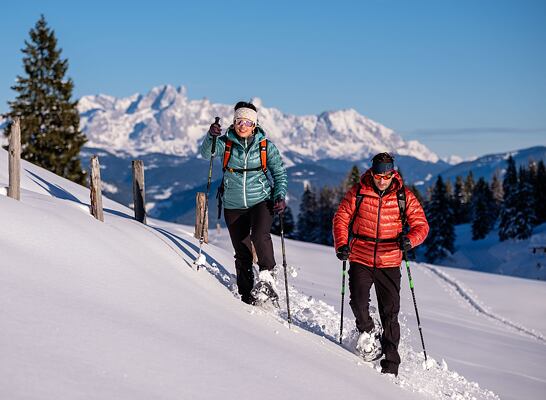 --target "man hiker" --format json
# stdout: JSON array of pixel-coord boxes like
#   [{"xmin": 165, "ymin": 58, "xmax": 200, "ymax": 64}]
[
  {"xmin": 200, "ymin": 101, "xmax": 288, "ymax": 305},
  {"xmin": 333, "ymin": 152, "xmax": 429, "ymax": 376}
]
